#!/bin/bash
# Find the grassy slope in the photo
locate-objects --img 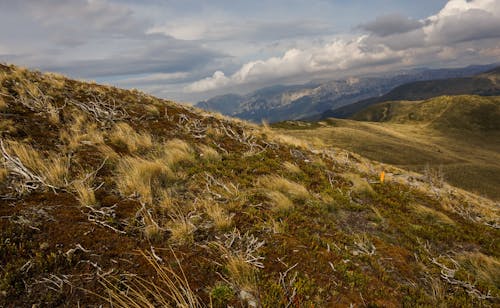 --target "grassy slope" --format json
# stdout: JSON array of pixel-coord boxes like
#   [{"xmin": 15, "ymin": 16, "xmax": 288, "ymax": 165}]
[
  {"xmin": 277, "ymin": 96, "xmax": 500, "ymax": 201},
  {"xmin": 1, "ymin": 65, "xmax": 499, "ymax": 307}
]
